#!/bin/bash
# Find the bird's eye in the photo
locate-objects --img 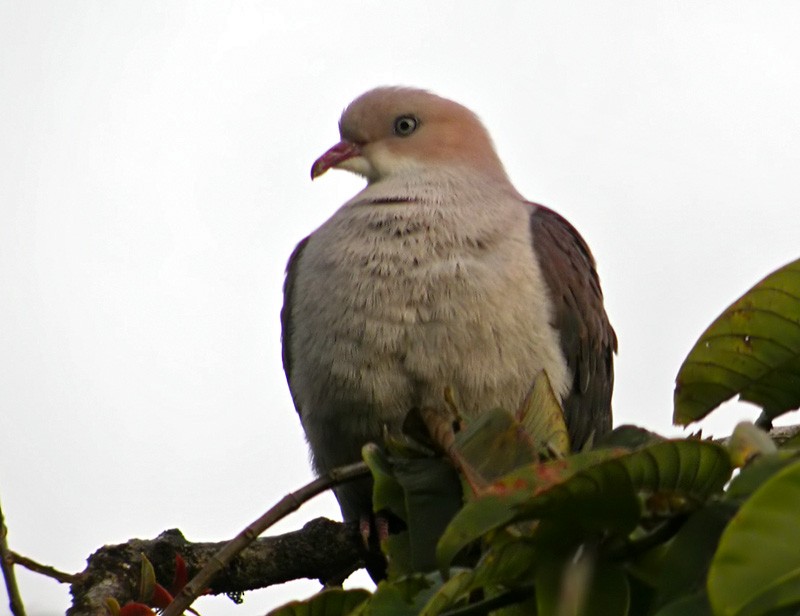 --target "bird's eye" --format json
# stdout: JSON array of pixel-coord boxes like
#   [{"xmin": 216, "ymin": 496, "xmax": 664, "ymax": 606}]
[{"xmin": 393, "ymin": 115, "xmax": 419, "ymax": 136}]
